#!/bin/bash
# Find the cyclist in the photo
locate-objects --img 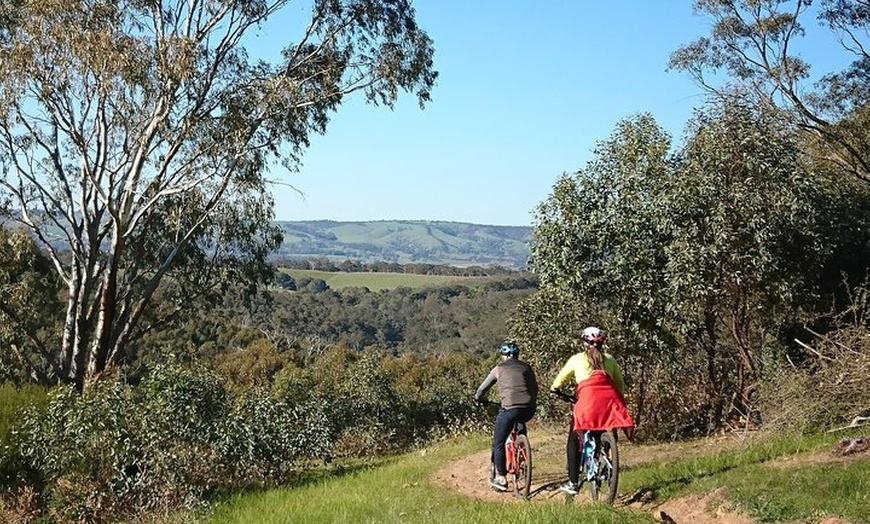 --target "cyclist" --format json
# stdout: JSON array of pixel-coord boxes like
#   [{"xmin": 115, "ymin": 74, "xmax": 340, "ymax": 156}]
[
  {"xmin": 549, "ymin": 326, "xmax": 634, "ymax": 495},
  {"xmin": 474, "ymin": 341, "xmax": 538, "ymax": 492}
]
